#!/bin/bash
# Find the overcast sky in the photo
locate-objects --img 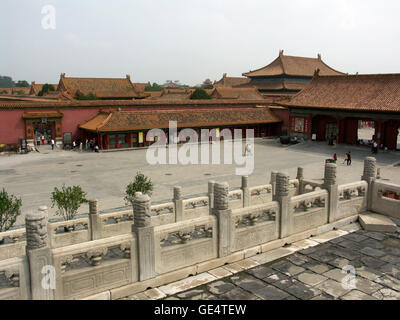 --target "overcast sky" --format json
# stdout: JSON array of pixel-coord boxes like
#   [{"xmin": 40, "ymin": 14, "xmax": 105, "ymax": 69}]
[{"xmin": 1, "ymin": 0, "xmax": 400, "ymax": 86}]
